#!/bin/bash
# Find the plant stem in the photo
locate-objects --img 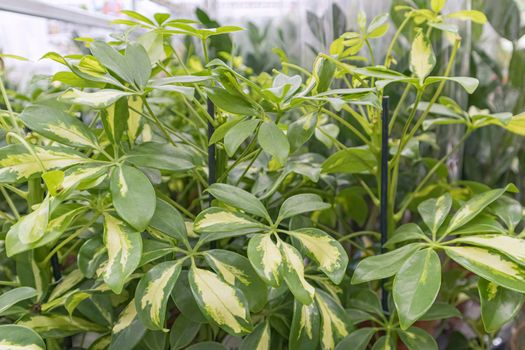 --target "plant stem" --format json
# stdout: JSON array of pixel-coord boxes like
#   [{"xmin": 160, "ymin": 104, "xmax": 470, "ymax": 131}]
[
  {"xmin": 0, "ymin": 73, "xmax": 22, "ymax": 134},
  {"xmin": 1, "ymin": 186, "xmax": 19, "ymax": 220},
  {"xmin": 384, "ymin": 16, "xmax": 410, "ymax": 68}
]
